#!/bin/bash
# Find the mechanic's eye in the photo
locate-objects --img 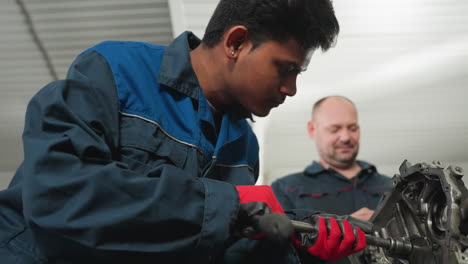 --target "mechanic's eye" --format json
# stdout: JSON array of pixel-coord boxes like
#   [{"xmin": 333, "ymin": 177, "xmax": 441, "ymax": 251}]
[
  {"xmin": 286, "ymin": 65, "xmax": 296, "ymax": 73},
  {"xmin": 280, "ymin": 64, "xmax": 300, "ymax": 75},
  {"xmin": 349, "ymin": 125, "xmax": 359, "ymax": 132},
  {"xmin": 329, "ymin": 127, "xmax": 340, "ymax": 133}
]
